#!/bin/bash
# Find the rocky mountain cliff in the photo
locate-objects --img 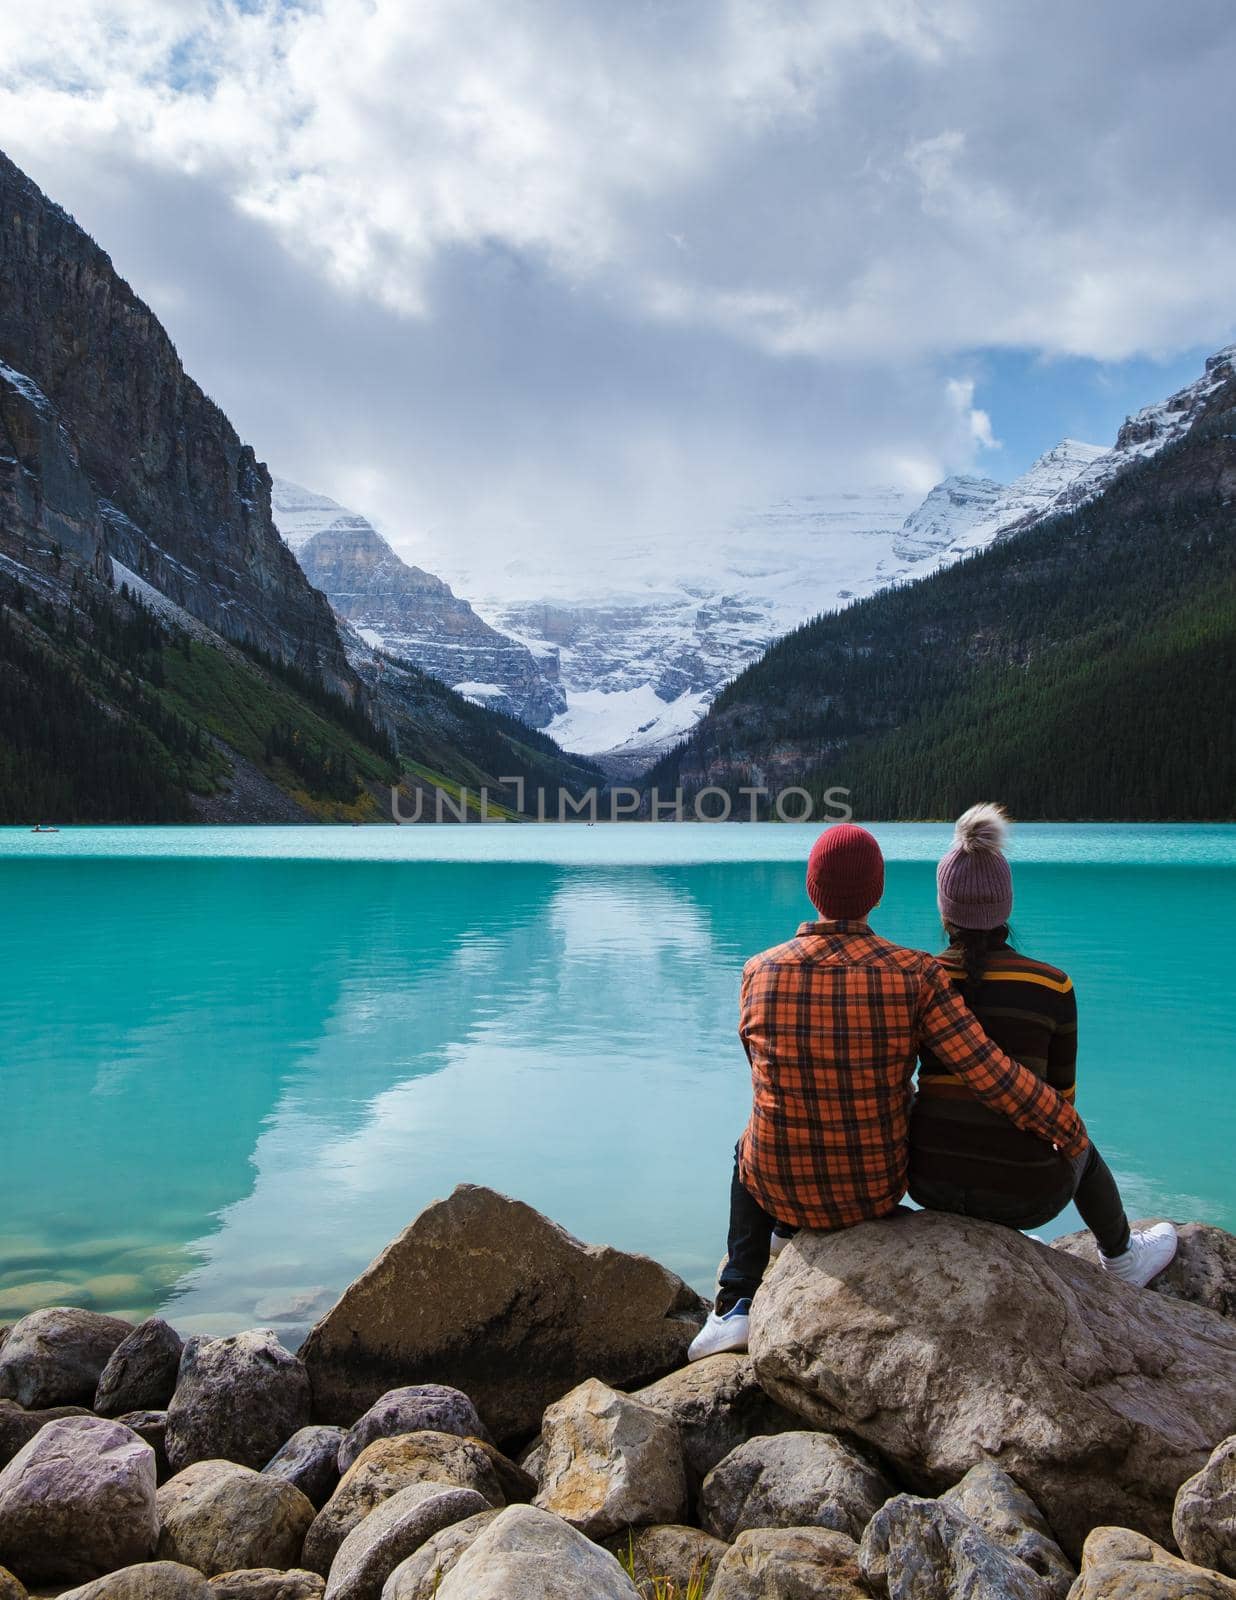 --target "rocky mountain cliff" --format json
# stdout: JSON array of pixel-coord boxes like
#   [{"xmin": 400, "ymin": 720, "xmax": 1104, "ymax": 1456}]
[
  {"xmin": 0, "ymin": 148, "xmax": 355, "ymax": 701},
  {"xmin": 0, "ymin": 150, "xmax": 598, "ymax": 822},
  {"xmin": 271, "ymin": 479, "xmax": 565, "ymax": 728}
]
